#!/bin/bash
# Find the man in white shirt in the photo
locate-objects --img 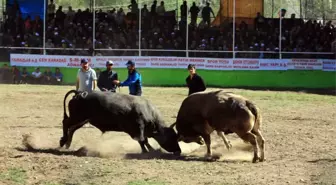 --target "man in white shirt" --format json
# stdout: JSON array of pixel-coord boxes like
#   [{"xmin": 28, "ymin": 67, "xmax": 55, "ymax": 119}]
[
  {"xmin": 31, "ymin": 67, "xmax": 43, "ymax": 84},
  {"xmin": 76, "ymin": 59, "xmax": 97, "ymax": 93}
]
